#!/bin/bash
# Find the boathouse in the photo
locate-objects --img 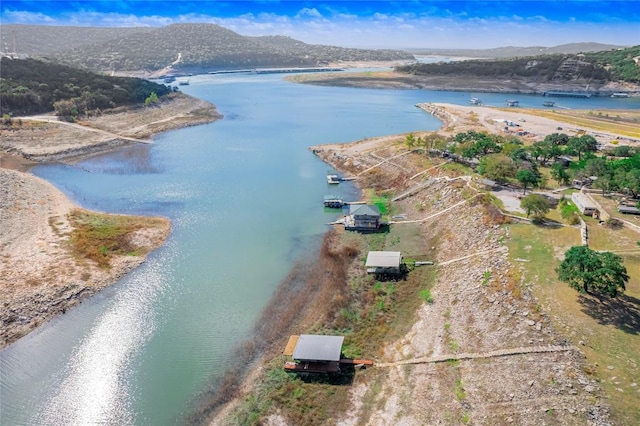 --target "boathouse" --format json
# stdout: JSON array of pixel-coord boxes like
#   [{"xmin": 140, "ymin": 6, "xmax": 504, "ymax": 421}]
[
  {"xmin": 365, "ymin": 251, "xmax": 403, "ymax": 278},
  {"xmin": 283, "ymin": 334, "xmax": 344, "ymax": 373},
  {"xmin": 344, "ymin": 204, "xmax": 381, "ymax": 231}
]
